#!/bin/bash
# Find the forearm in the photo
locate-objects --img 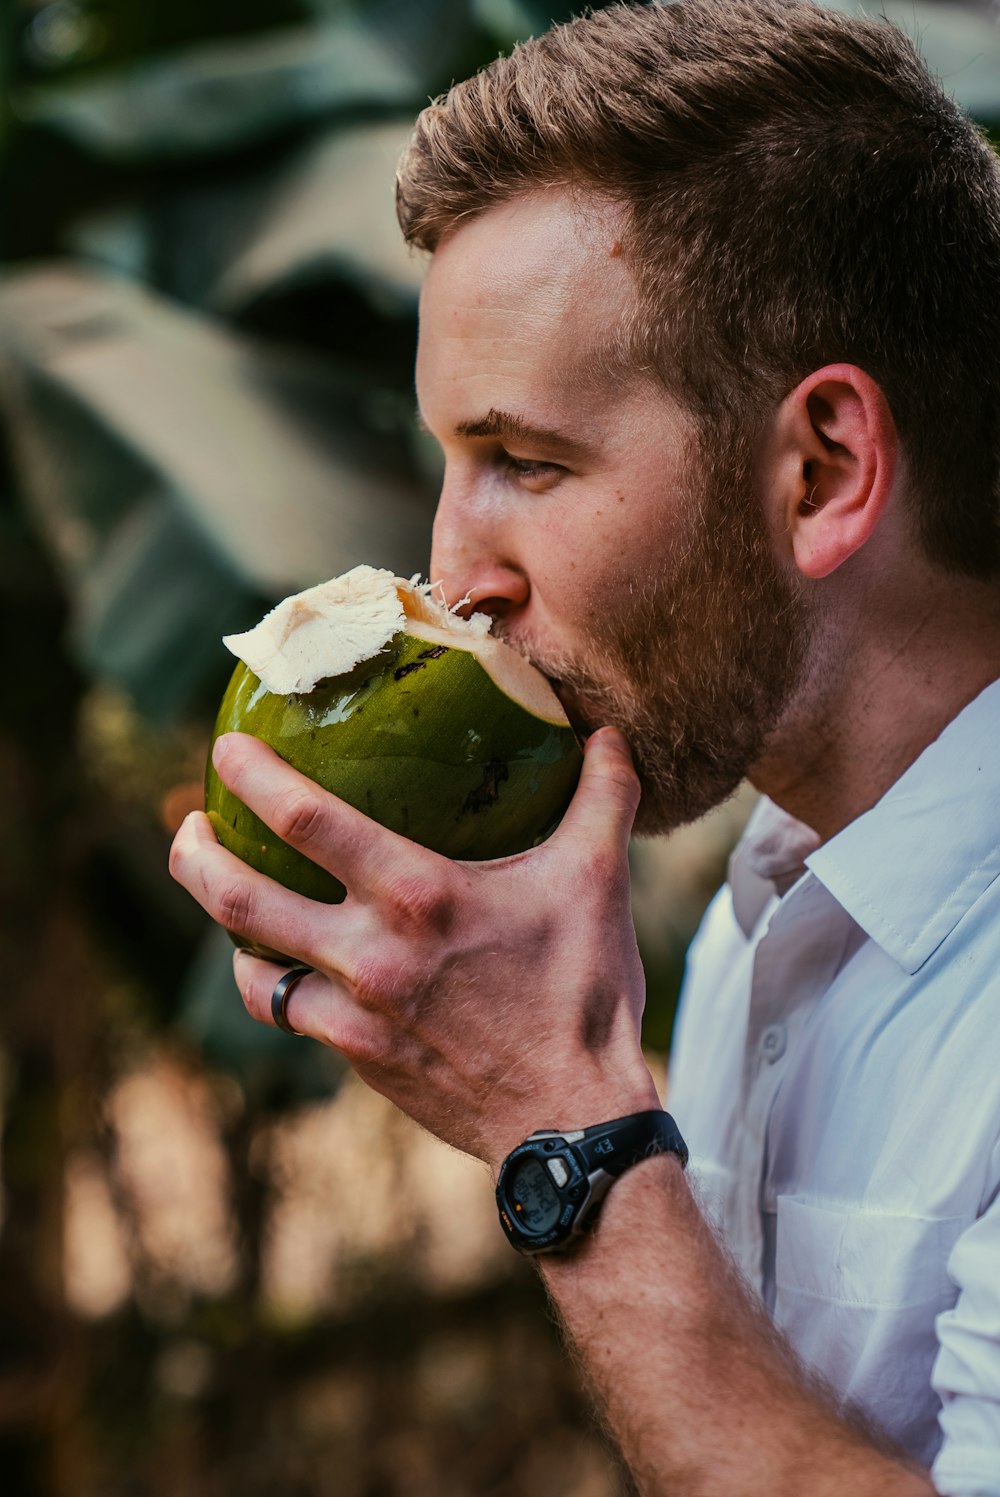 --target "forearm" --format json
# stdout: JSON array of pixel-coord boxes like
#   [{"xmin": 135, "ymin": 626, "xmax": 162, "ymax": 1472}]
[{"xmin": 539, "ymin": 1157, "xmax": 936, "ymax": 1497}]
